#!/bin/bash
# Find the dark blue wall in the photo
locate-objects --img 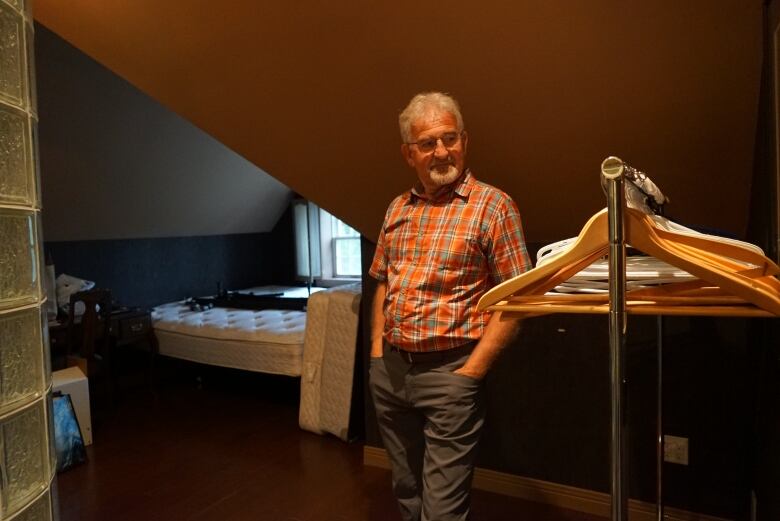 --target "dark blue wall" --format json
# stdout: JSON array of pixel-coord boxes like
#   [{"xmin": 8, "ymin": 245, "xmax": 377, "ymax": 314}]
[{"xmin": 45, "ymin": 208, "xmax": 297, "ymax": 309}]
